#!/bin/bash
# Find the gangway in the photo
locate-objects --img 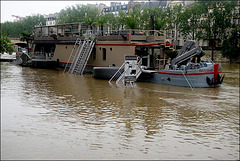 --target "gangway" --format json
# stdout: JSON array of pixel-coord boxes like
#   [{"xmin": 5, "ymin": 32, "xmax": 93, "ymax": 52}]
[
  {"xmin": 63, "ymin": 30, "xmax": 95, "ymax": 75},
  {"xmin": 109, "ymin": 56, "xmax": 143, "ymax": 85}
]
